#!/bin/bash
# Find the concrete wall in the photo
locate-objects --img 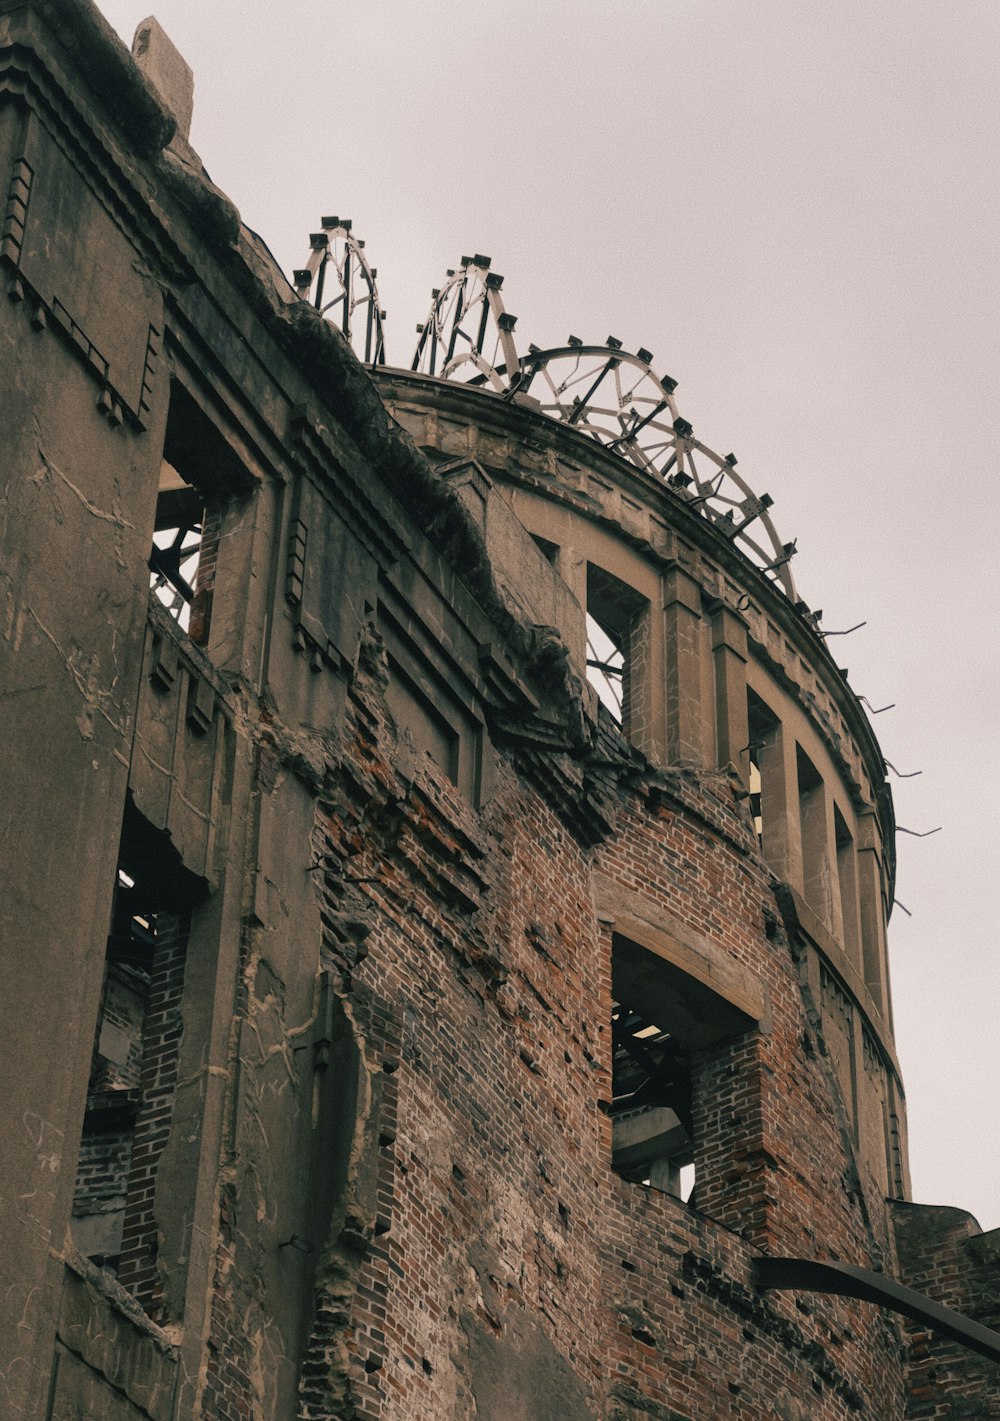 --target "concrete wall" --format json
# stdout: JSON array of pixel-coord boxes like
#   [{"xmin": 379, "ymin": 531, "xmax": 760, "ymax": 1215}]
[
  {"xmin": 0, "ymin": 8, "xmax": 169, "ymax": 1405},
  {"xmin": 1, "ymin": 3, "xmax": 994, "ymax": 1420}
]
